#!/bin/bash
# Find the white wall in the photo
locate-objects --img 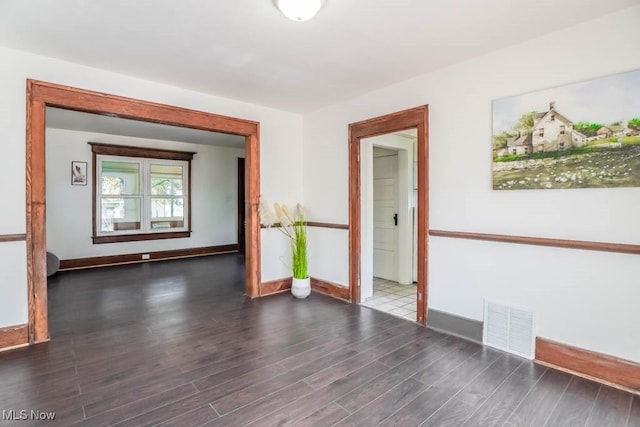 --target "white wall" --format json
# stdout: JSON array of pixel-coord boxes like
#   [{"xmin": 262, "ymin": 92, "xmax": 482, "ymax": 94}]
[
  {"xmin": 0, "ymin": 46, "xmax": 303, "ymax": 328},
  {"xmin": 303, "ymin": 6, "xmax": 640, "ymax": 362},
  {"xmin": 45, "ymin": 128, "xmax": 244, "ymax": 259}
]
